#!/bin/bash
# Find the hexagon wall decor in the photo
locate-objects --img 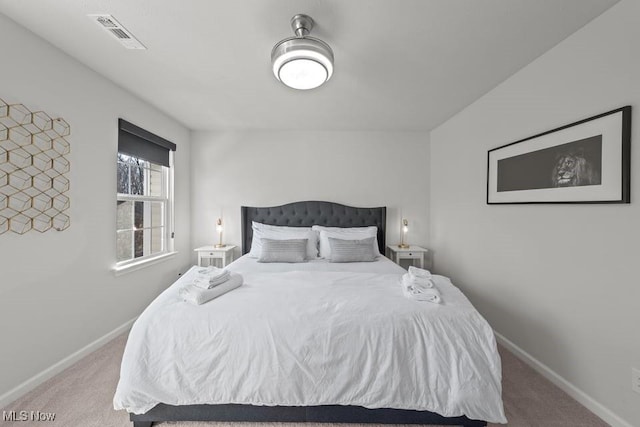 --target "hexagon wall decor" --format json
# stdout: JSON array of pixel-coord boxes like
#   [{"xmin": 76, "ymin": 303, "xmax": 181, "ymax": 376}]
[{"xmin": 0, "ymin": 98, "xmax": 70, "ymax": 234}]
